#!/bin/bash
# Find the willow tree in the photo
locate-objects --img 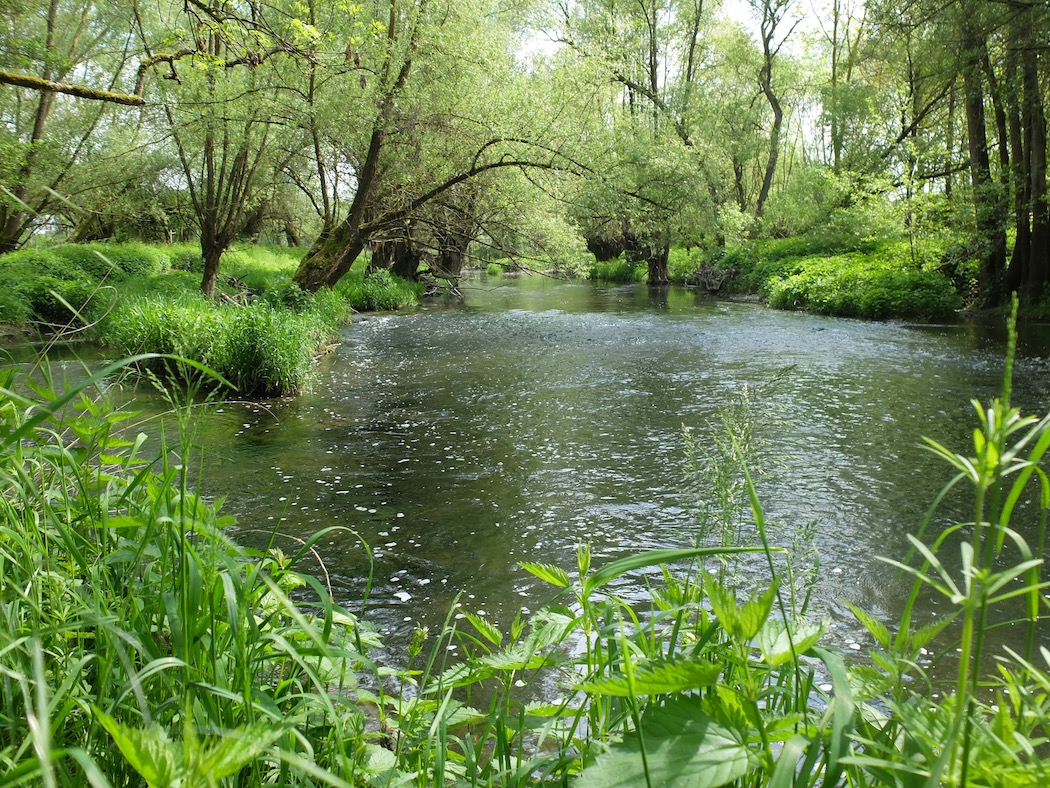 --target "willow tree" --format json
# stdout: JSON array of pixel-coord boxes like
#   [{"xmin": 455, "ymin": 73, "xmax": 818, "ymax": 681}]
[
  {"xmin": 134, "ymin": 0, "xmax": 295, "ymax": 297},
  {"xmin": 0, "ymin": 1, "xmax": 140, "ymax": 252},
  {"xmin": 291, "ymin": 0, "xmax": 578, "ymax": 291}
]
